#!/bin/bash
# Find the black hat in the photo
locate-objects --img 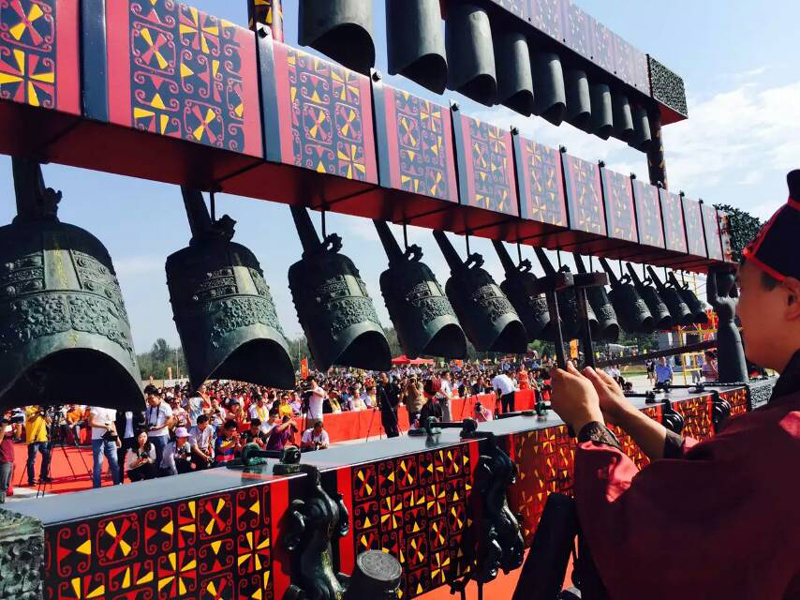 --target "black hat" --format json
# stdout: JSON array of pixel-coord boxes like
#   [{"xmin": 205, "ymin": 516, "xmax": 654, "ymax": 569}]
[
  {"xmin": 144, "ymin": 384, "xmax": 161, "ymax": 396},
  {"xmin": 743, "ymin": 170, "xmax": 800, "ymax": 282}
]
